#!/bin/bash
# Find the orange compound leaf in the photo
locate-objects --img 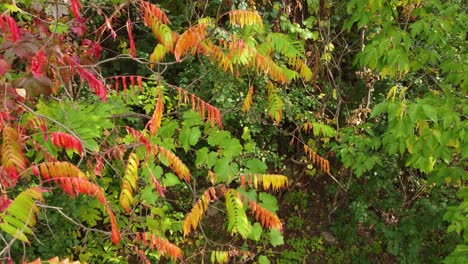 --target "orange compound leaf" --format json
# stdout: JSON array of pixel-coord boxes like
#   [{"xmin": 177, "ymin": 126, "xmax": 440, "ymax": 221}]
[
  {"xmin": 65, "ymin": 57, "xmax": 107, "ymax": 102},
  {"xmin": 141, "ymin": 1, "xmax": 169, "ymax": 26},
  {"xmin": 27, "ymin": 257, "xmax": 81, "ymax": 264},
  {"xmin": 176, "ymin": 87, "xmax": 223, "ymax": 128},
  {"xmin": 121, "ymin": 76, "xmax": 127, "ymax": 96},
  {"xmin": 127, "ymin": 19, "xmax": 136, "ymax": 57},
  {"xmin": 126, "ymin": 126, "xmax": 152, "ymax": 155},
  {"xmin": 0, "ymin": 188, "xmax": 45, "ymax": 244},
  {"xmin": 303, "ymin": 144, "xmax": 331, "ymax": 174},
  {"xmin": 157, "ymin": 146, "xmax": 190, "ymax": 181},
  {"xmin": 174, "ymin": 23, "xmax": 207, "ymax": 62},
  {"xmin": 242, "ymin": 86, "xmax": 254, "ymax": 112},
  {"xmin": 246, "ymin": 198, "xmax": 282, "ymax": 231},
  {"xmin": 254, "ymin": 174, "xmax": 289, "ymax": 191},
  {"xmin": 136, "ymin": 232, "xmax": 183, "ymax": 261},
  {"xmin": 227, "ymin": 10, "xmax": 263, "ymax": 28},
  {"xmin": 36, "ymin": 161, "xmax": 86, "ymax": 180},
  {"xmin": 150, "ymin": 44, "xmax": 169, "ymax": 67},
  {"xmin": 200, "ymin": 41, "xmax": 233, "ymax": 73},
  {"xmin": 119, "ymin": 153, "xmax": 139, "ymax": 214},
  {"xmin": 113, "ymin": 76, "xmax": 120, "ymax": 91},
  {"xmin": 1, "ymin": 126, "xmax": 27, "ymax": 188},
  {"xmin": 137, "ymin": 76, "xmax": 143, "ymax": 92},
  {"xmin": 151, "ymin": 21, "xmax": 175, "ymax": 53},
  {"xmin": 107, "ymin": 207, "xmax": 120, "ymax": 245},
  {"xmin": 147, "ymin": 165, "xmax": 166, "ymax": 197},
  {"xmin": 147, "ymin": 86, "xmax": 164, "ymax": 136},
  {"xmin": 182, "ymin": 187, "xmax": 222, "ymax": 237},
  {"xmin": 50, "ymin": 131, "xmax": 83, "ymax": 156},
  {"xmin": 34, "ymin": 161, "xmax": 120, "ymax": 244},
  {"xmin": 129, "ymin": 76, "xmax": 136, "ymax": 94}
]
